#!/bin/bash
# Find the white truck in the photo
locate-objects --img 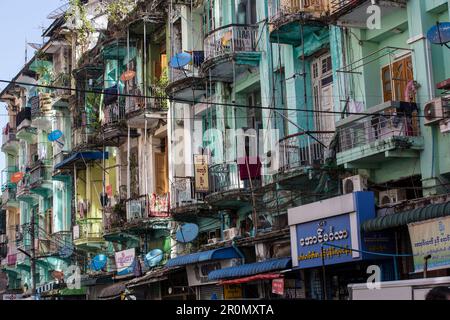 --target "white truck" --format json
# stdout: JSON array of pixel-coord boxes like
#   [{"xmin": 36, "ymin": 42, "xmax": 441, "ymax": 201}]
[{"xmin": 348, "ymin": 276, "xmax": 450, "ymax": 300}]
